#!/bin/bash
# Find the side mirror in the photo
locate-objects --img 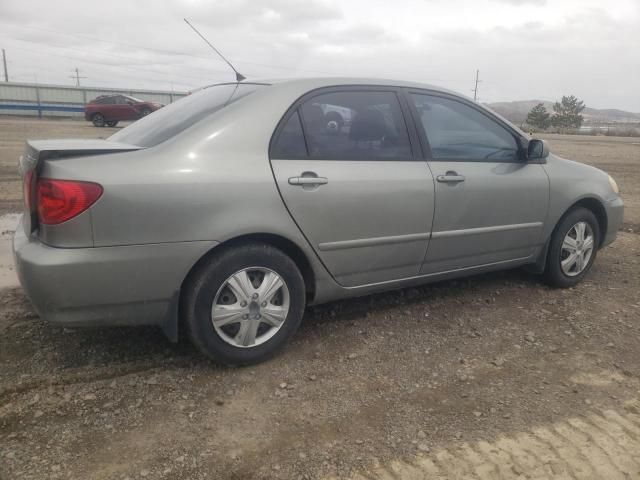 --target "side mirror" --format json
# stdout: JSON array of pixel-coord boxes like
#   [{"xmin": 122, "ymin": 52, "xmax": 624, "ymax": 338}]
[
  {"xmin": 126, "ymin": 100, "xmax": 134, "ymax": 105},
  {"xmin": 527, "ymin": 139, "xmax": 549, "ymax": 161}
]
